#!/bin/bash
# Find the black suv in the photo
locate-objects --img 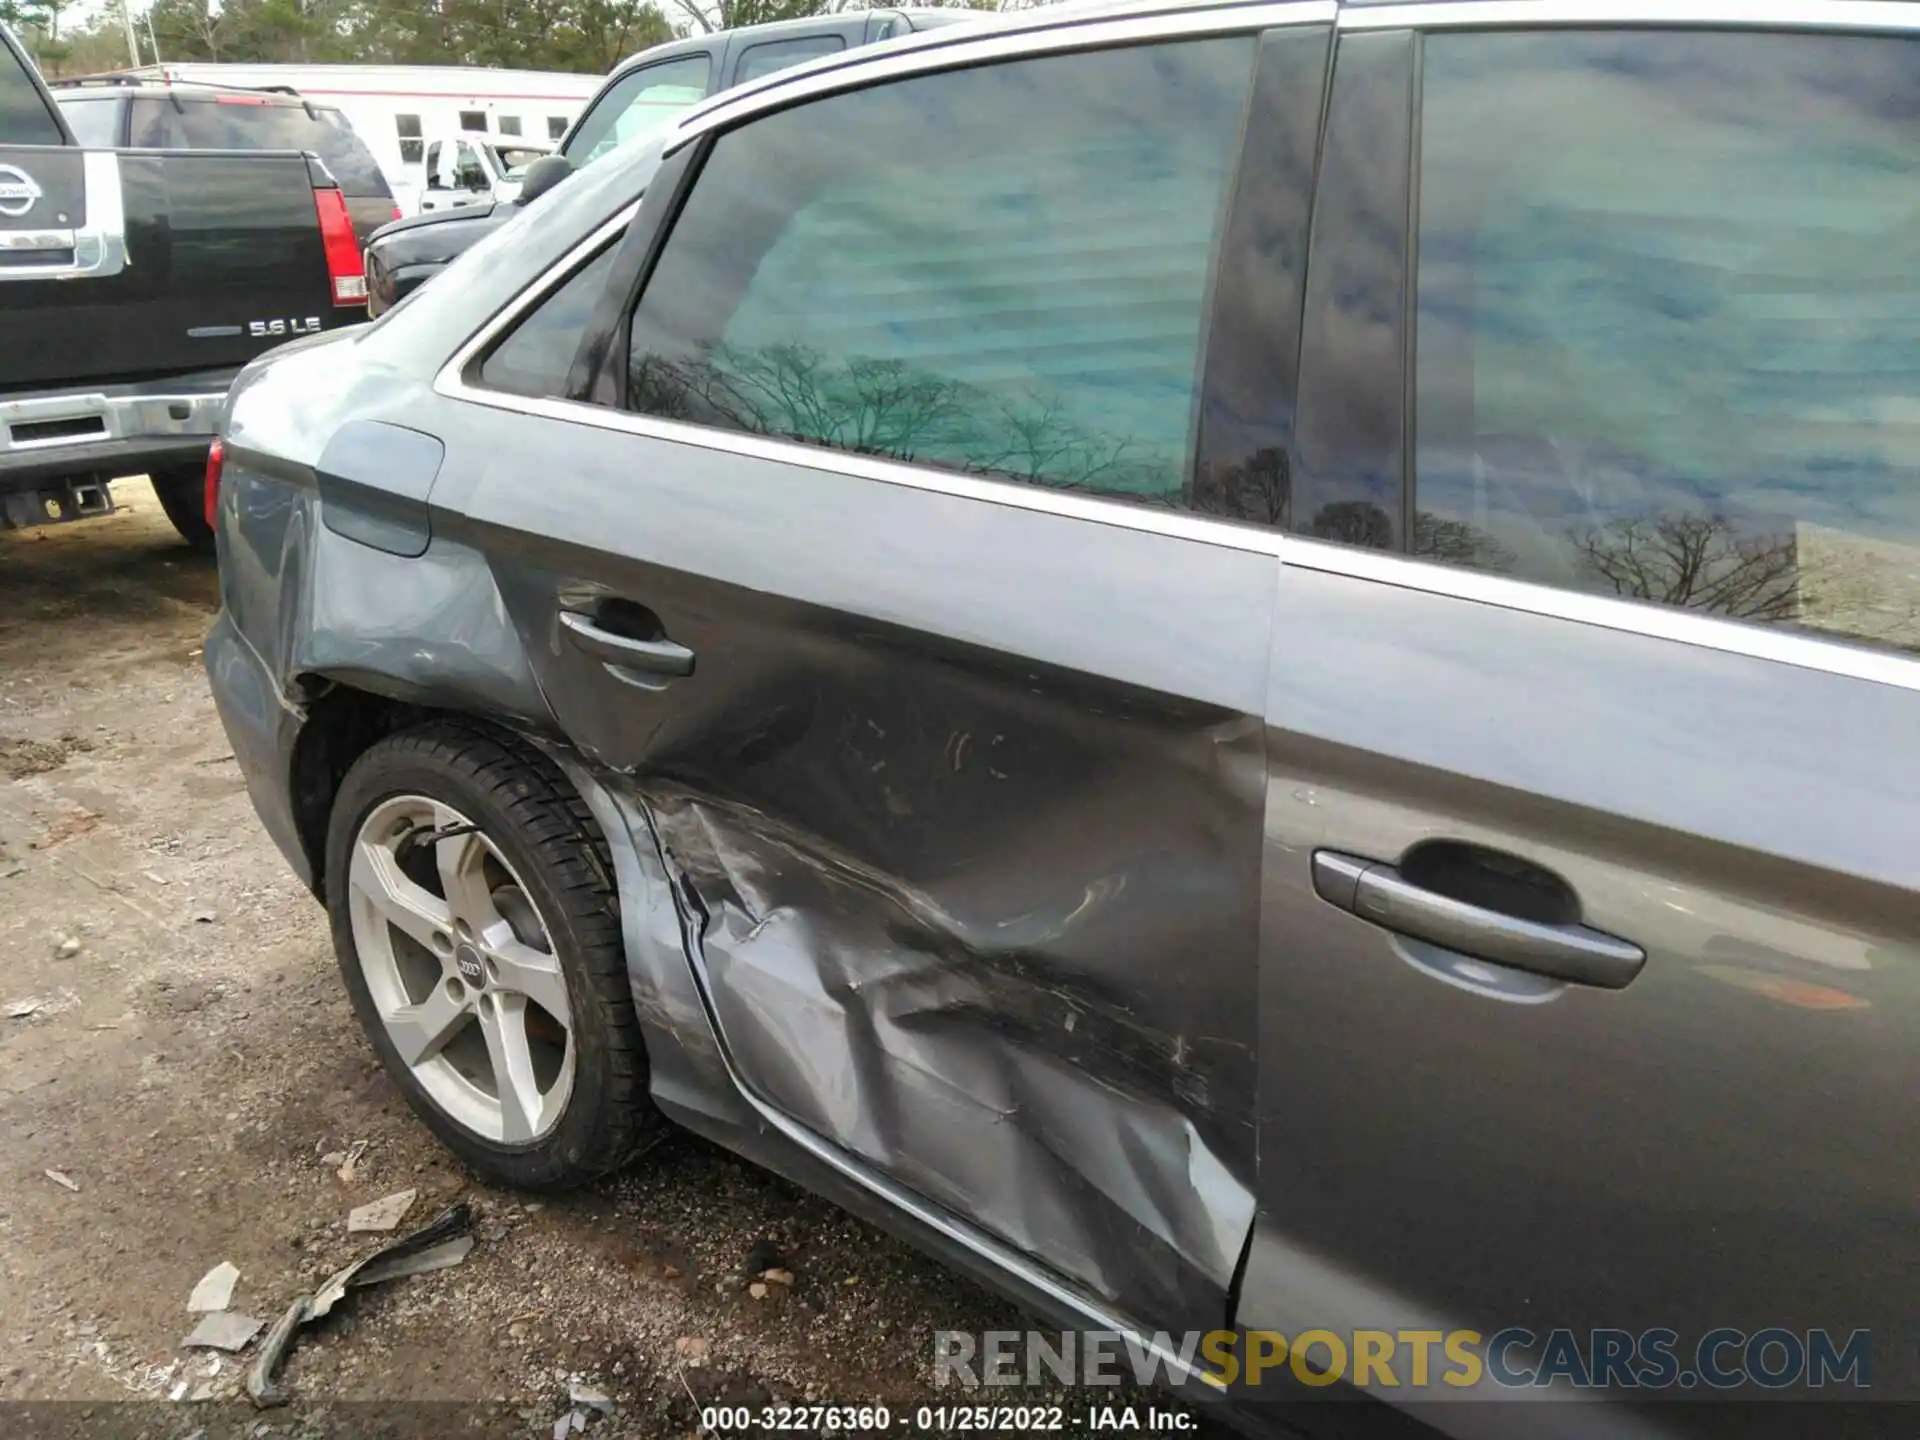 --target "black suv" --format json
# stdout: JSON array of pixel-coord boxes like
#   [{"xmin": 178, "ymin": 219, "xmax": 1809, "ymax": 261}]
[
  {"xmin": 51, "ymin": 75, "xmax": 397, "ymax": 245},
  {"xmin": 362, "ymin": 7, "xmax": 982, "ymax": 315}
]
